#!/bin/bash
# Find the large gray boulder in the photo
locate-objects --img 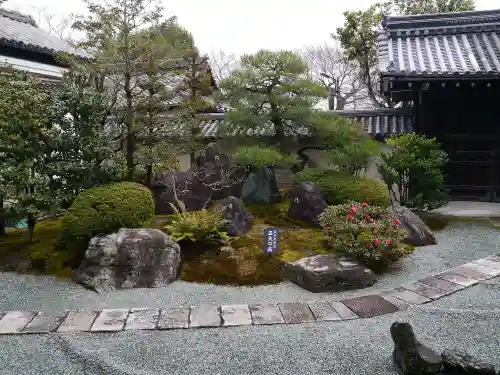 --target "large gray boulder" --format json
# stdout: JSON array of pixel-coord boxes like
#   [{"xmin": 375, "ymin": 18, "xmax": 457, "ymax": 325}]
[
  {"xmin": 287, "ymin": 181, "xmax": 328, "ymax": 226},
  {"xmin": 74, "ymin": 228, "xmax": 181, "ymax": 293},
  {"xmin": 214, "ymin": 196, "xmax": 254, "ymax": 237},
  {"xmin": 241, "ymin": 167, "xmax": 281, "ymax": 205},
  {"xmin": 282, "ymin": 254, "xmax": 376, "ymax": 292},
  {"xmin": 390, "ymin": 322, "xmax": 443, "ymax": 374},
  {"xmin": 389, "ymin": 204, "xmax": 437, "ymax": 247},
  {"xmin": 442, "ymin": 348, "xmax": 496, "ymax": 374}
]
